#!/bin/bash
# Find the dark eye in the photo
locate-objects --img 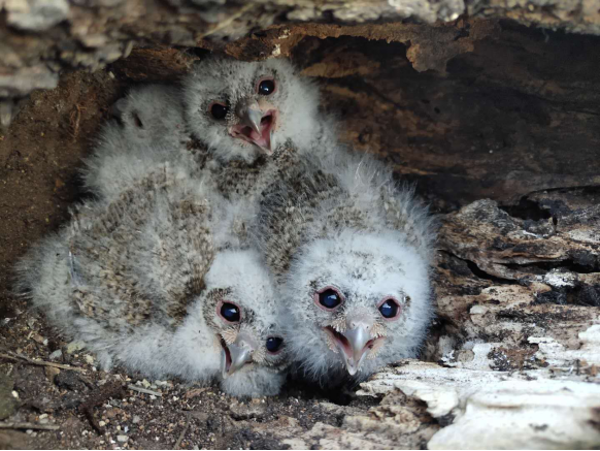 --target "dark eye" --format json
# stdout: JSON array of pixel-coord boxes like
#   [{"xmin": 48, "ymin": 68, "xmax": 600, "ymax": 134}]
[
  {"xmin": 220, "ymin": 302, "xmax": 240, "ymax": 322},
  {"xmin": 210, "ymin": 102, "xmax": 228, "ymax": 120},
  {"xmin": 266, "ymin": 336, "xmax": 283, "ymax": 353},
  {"xmin": 258, "ymin": 79, "xmax": 275, "ymax": 96},
  {"xmin": 318, "ymin": 288, "xmax": 342, "ymax": 309},
  {"xmin": 379, "ymin": 298, "xmax": 400, "ymax": 319}
]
